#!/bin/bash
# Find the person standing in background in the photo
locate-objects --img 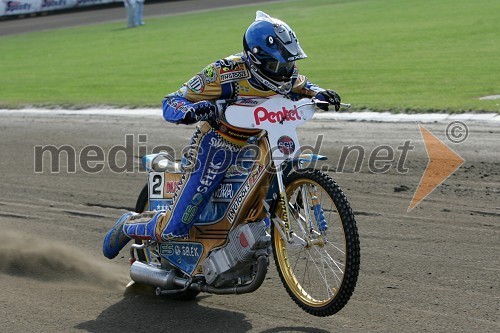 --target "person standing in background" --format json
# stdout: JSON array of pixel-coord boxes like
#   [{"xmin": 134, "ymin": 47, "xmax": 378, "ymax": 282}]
[
  {"xmin": 124, "ymin": 0, "xmax": 137, "ymax": 28},
  {"xmin": 135, "ymin": 0, "xmax": 145, "ymax": 26}
]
